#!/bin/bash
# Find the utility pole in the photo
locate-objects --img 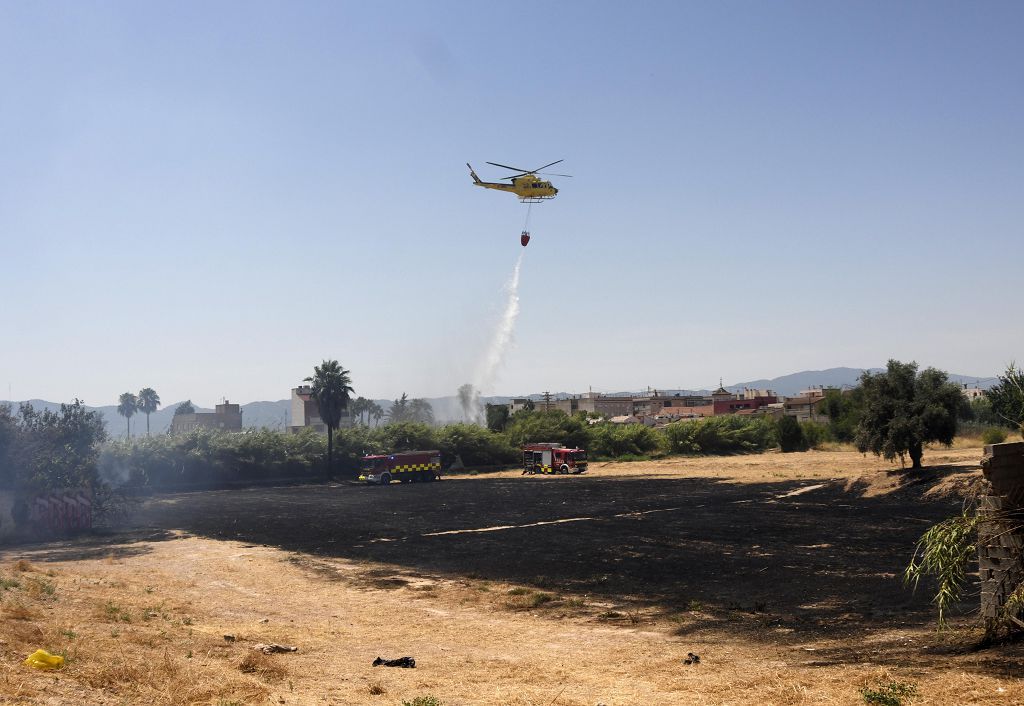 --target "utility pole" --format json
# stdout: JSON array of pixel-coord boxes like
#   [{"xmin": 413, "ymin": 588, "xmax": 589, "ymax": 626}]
[{"xmin": 542, "ymin": 390, "xmax": 552, "ymax": 412}]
